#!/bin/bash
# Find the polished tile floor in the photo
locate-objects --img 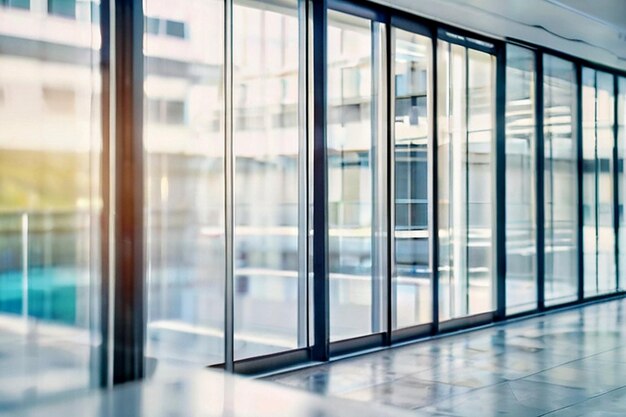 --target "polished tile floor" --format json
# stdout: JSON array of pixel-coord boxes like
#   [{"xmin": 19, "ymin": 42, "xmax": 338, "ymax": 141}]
[
  {"xmin": 268, "ymin": 297, "xmax": 626, "ymax": 416},
  {"xmin": 3, "ymin": 365, "xmax": 418, "ymax": 417}
]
